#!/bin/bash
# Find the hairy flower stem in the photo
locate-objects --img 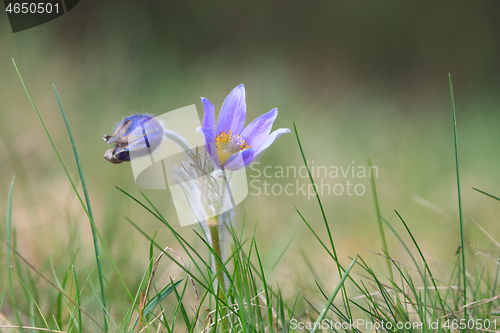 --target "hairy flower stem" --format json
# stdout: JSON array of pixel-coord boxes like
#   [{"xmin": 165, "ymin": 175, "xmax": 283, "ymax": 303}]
[
  {"xmin": 208, "ymin": 222, "xmax": 226, "ymax": 302},
  {"xmin": 207, "ymin": 215, "xmax": 230, "ymax": 331},
  {"xmin": 206, "ymin": 167, "xmax": 233, "ymax": 328}
]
